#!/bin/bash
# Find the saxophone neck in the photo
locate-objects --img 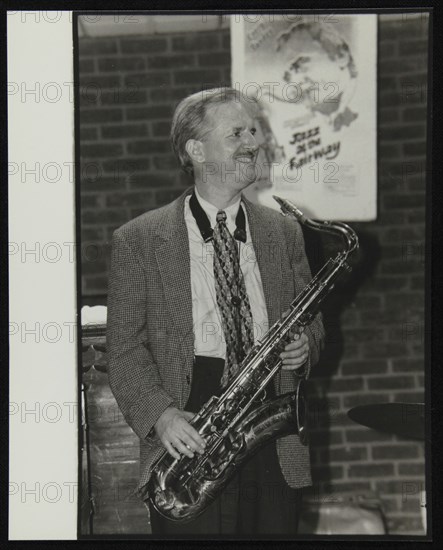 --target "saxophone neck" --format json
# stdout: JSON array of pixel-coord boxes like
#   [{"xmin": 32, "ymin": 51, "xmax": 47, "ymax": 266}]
[{"xmin": 273, "ymin": 195, "xmax": 359, "ymax": 256}]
